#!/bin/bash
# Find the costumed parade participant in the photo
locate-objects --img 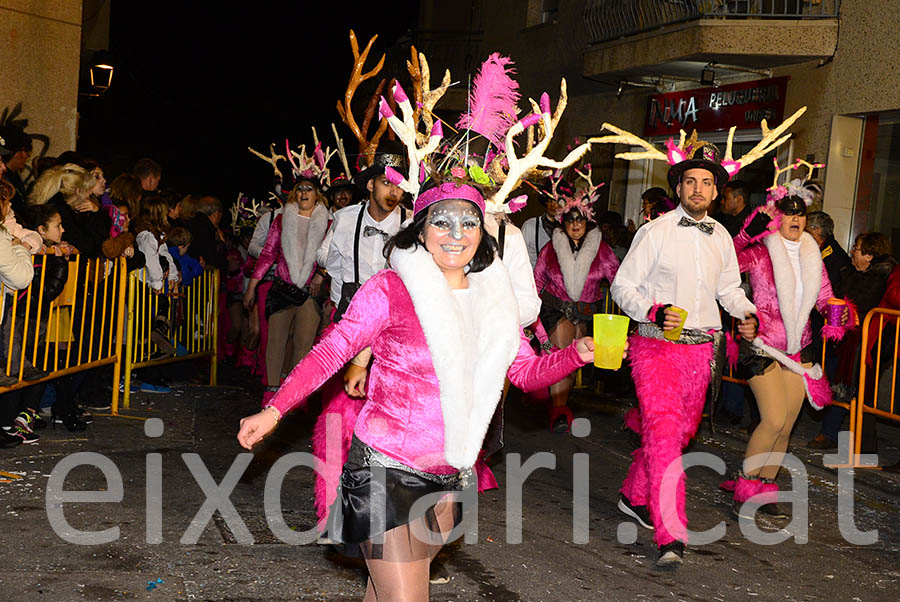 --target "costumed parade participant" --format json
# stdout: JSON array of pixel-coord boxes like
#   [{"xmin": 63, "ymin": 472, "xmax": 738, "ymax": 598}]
[
  {"xmin": 598, "ymin": 106, "xmax": 807, "ymax": 567},
  {"xmin": 533, "ymin": 167, "xmax": 619, "ymax": 432},
  {"xmin": 246, "ymin": 143, "xmax": 288, "ymax": 383},
  {"xmin": 307, "ymin": 31, "xmax": 414, "ymax": 534},
  {"xmin": 238, "ymin": 72, "xmax": 608, "ymax": 599},
  {"xmin": 244, "ymin": 135, "xmax": 336, "ymax": 400},
  {"xmin": 521, "ymin": 186, "xmax": 558, "ymax": 268},
  {"xmin": 719, "ymin": 159, "xmax": 855, "ymax": 518}
]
